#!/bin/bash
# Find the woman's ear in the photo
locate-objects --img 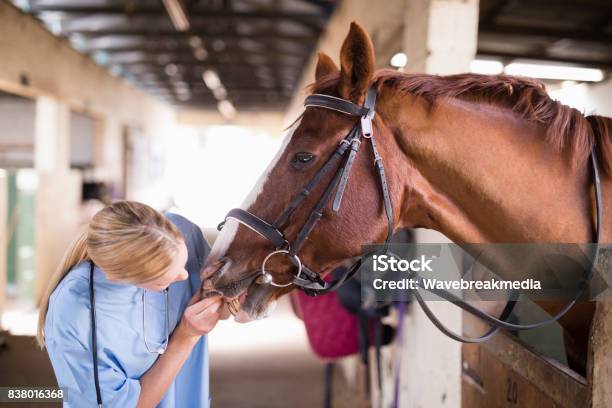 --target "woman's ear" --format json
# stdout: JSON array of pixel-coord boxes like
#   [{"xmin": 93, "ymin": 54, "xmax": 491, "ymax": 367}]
[
  {"xmin": 338, "ymin": 22, "xmax": 375, "ymax": 104},
  {"xmin": 315, "ymin": 52, "xmax": 339, "ymax": 81}
]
